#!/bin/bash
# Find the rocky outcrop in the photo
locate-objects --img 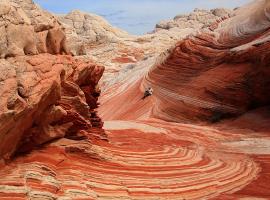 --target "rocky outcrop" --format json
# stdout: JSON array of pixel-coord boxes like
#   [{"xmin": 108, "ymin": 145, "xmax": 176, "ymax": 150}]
[
  {"xmin": 100, "ymin": 0, "xmax": 270, "ymax": 124},
  {"xmin": 1, "ymin": 0, "xmax": 270, "ymax": 200},
  {"xmin": 145, "ymin": 1, "xmax": 270, "ymax": 123},
  {"xmin": 0, "ymin": 0, "xmax": 68, "ymax": 58},
  {"xmin": 0, "ymin": 0, "xmax": 105, "ymax": 162},
  {"xmin": 57, "ymin": 10, "xmax": 129, "ymax": 56},
  {"xmin": 155, "ymin": 8, "xmax": 233, "ymax": 32},
  {"xmin": 0, "ymin": 54, "xmax": 104, "ymax": 161}
]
